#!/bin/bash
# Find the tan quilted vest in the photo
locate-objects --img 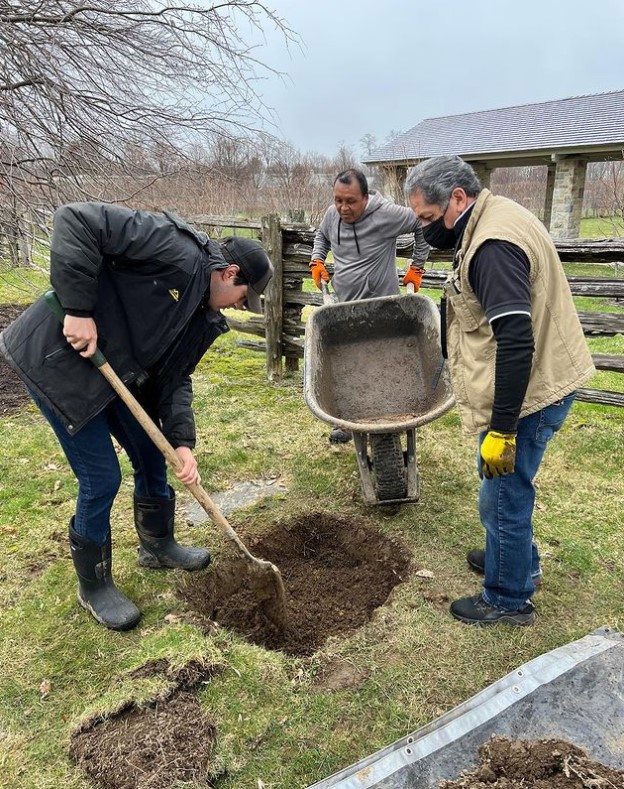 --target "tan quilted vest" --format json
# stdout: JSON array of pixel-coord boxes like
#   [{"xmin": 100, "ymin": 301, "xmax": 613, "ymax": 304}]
[{"xmin": 445, "ymin": 189, "xmax": 595, "ymax": 434}]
